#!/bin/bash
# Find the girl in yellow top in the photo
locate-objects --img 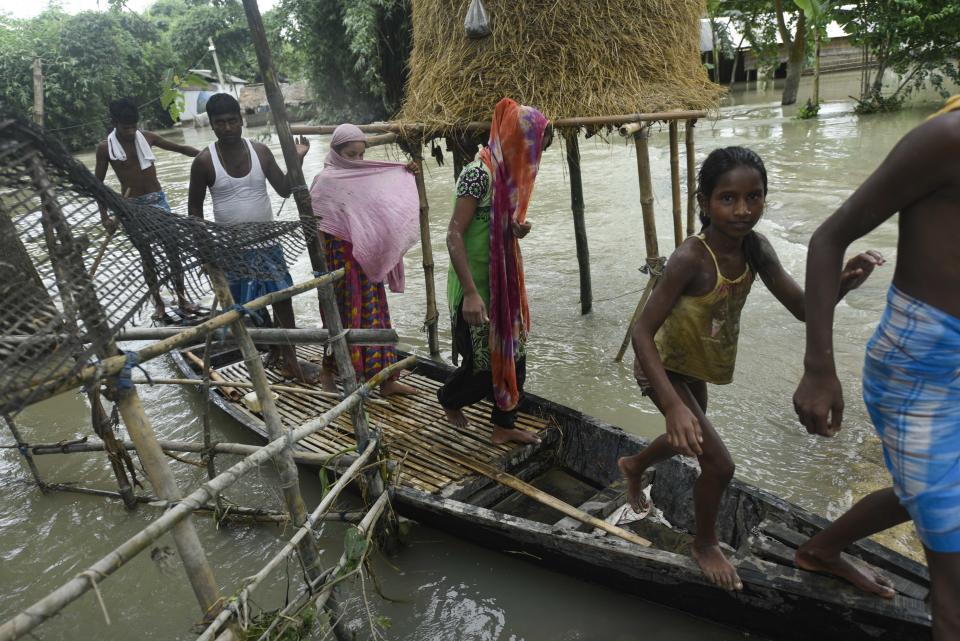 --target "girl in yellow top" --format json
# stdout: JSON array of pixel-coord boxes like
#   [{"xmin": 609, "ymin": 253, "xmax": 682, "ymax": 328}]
[{"xmin": 619, "ymin": 146, "xmax": 884, "ymax": 592}]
